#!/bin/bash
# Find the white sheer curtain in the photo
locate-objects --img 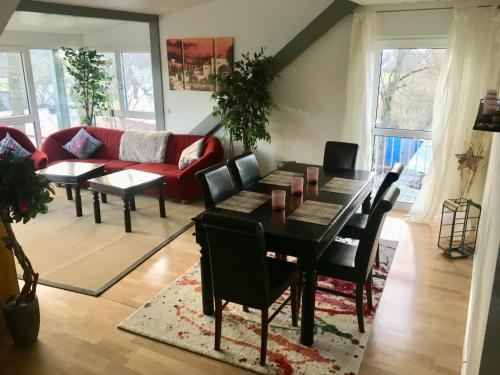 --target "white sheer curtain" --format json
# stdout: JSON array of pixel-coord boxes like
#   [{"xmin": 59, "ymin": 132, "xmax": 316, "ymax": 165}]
[
  {"xmin": 341, "ymin": 10, "xmax": 377, "ymax": 170},
  {"xmin": 409, "ymin": 6, "xmax": 500, "ymax": 223}
]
